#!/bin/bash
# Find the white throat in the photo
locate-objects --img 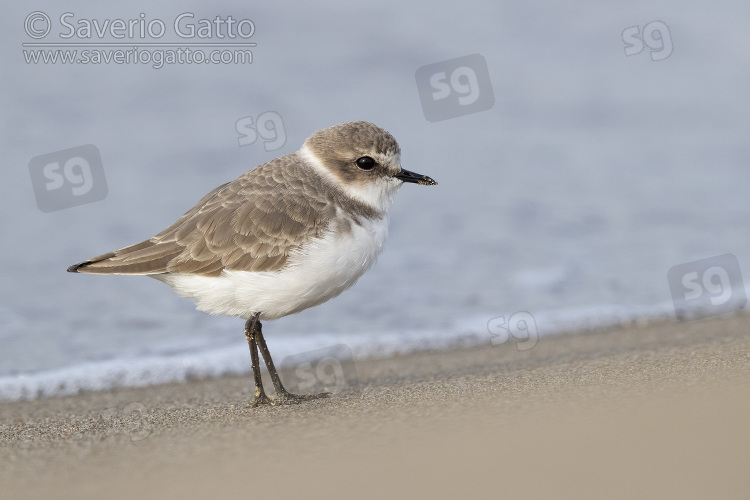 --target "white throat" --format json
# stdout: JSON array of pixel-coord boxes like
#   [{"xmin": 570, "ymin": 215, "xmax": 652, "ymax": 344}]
[{"xmin": 300, "ymin": 145, "xmax": 401, "ymax": 214}]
